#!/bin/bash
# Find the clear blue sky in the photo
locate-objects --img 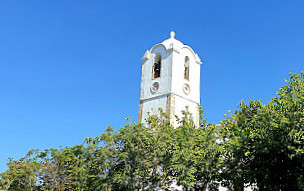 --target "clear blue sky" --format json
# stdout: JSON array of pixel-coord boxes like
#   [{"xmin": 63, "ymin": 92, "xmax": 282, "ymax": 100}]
[{"xmin": 0, "ymin": 0, "xmax": 303, "ymax": 172}]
